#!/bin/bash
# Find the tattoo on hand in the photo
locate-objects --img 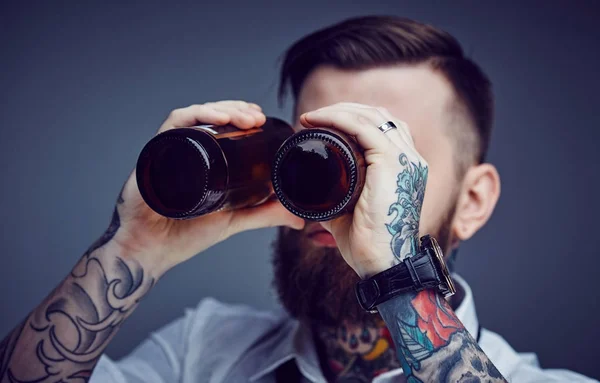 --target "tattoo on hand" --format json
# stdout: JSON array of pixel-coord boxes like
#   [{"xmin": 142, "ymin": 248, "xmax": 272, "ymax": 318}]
[
  {"xmin": 380, "ymin": 154, "xmax": 505, "ymax": 381},
  {"xmin": 0, "ymin": 188, "xmax": 155, "ymax": 383},
  {"xmin": 386, "ymin": 154, "xmax": 428, "ymax": 262},
  {"xmin": 378, "ymin": 290, "xmax": 506, "ymax": 382}
]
